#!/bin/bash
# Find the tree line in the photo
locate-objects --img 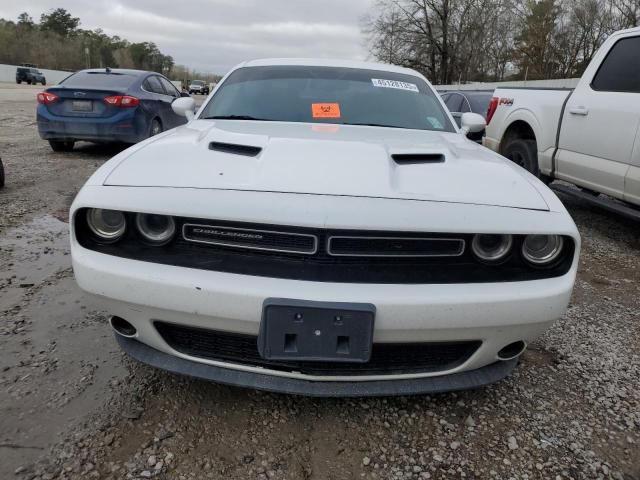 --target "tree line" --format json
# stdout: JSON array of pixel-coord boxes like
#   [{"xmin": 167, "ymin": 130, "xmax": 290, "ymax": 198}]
[
  {"xmin": 0, "ymin": 8, "xmax": 220, "ymax": 83},
  {"xmin": 363, "ymin": 0, "xmax": 639, "ymax": 85}
]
